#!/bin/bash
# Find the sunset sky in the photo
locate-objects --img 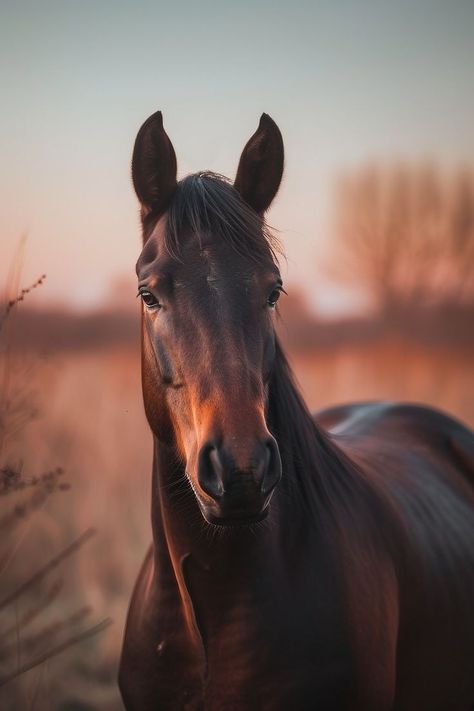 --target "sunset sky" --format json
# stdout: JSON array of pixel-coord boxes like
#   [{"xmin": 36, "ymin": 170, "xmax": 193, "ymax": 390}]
[{"xmin": 1, "ymin": 0, "xmax": 473, "ymax": 314}]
